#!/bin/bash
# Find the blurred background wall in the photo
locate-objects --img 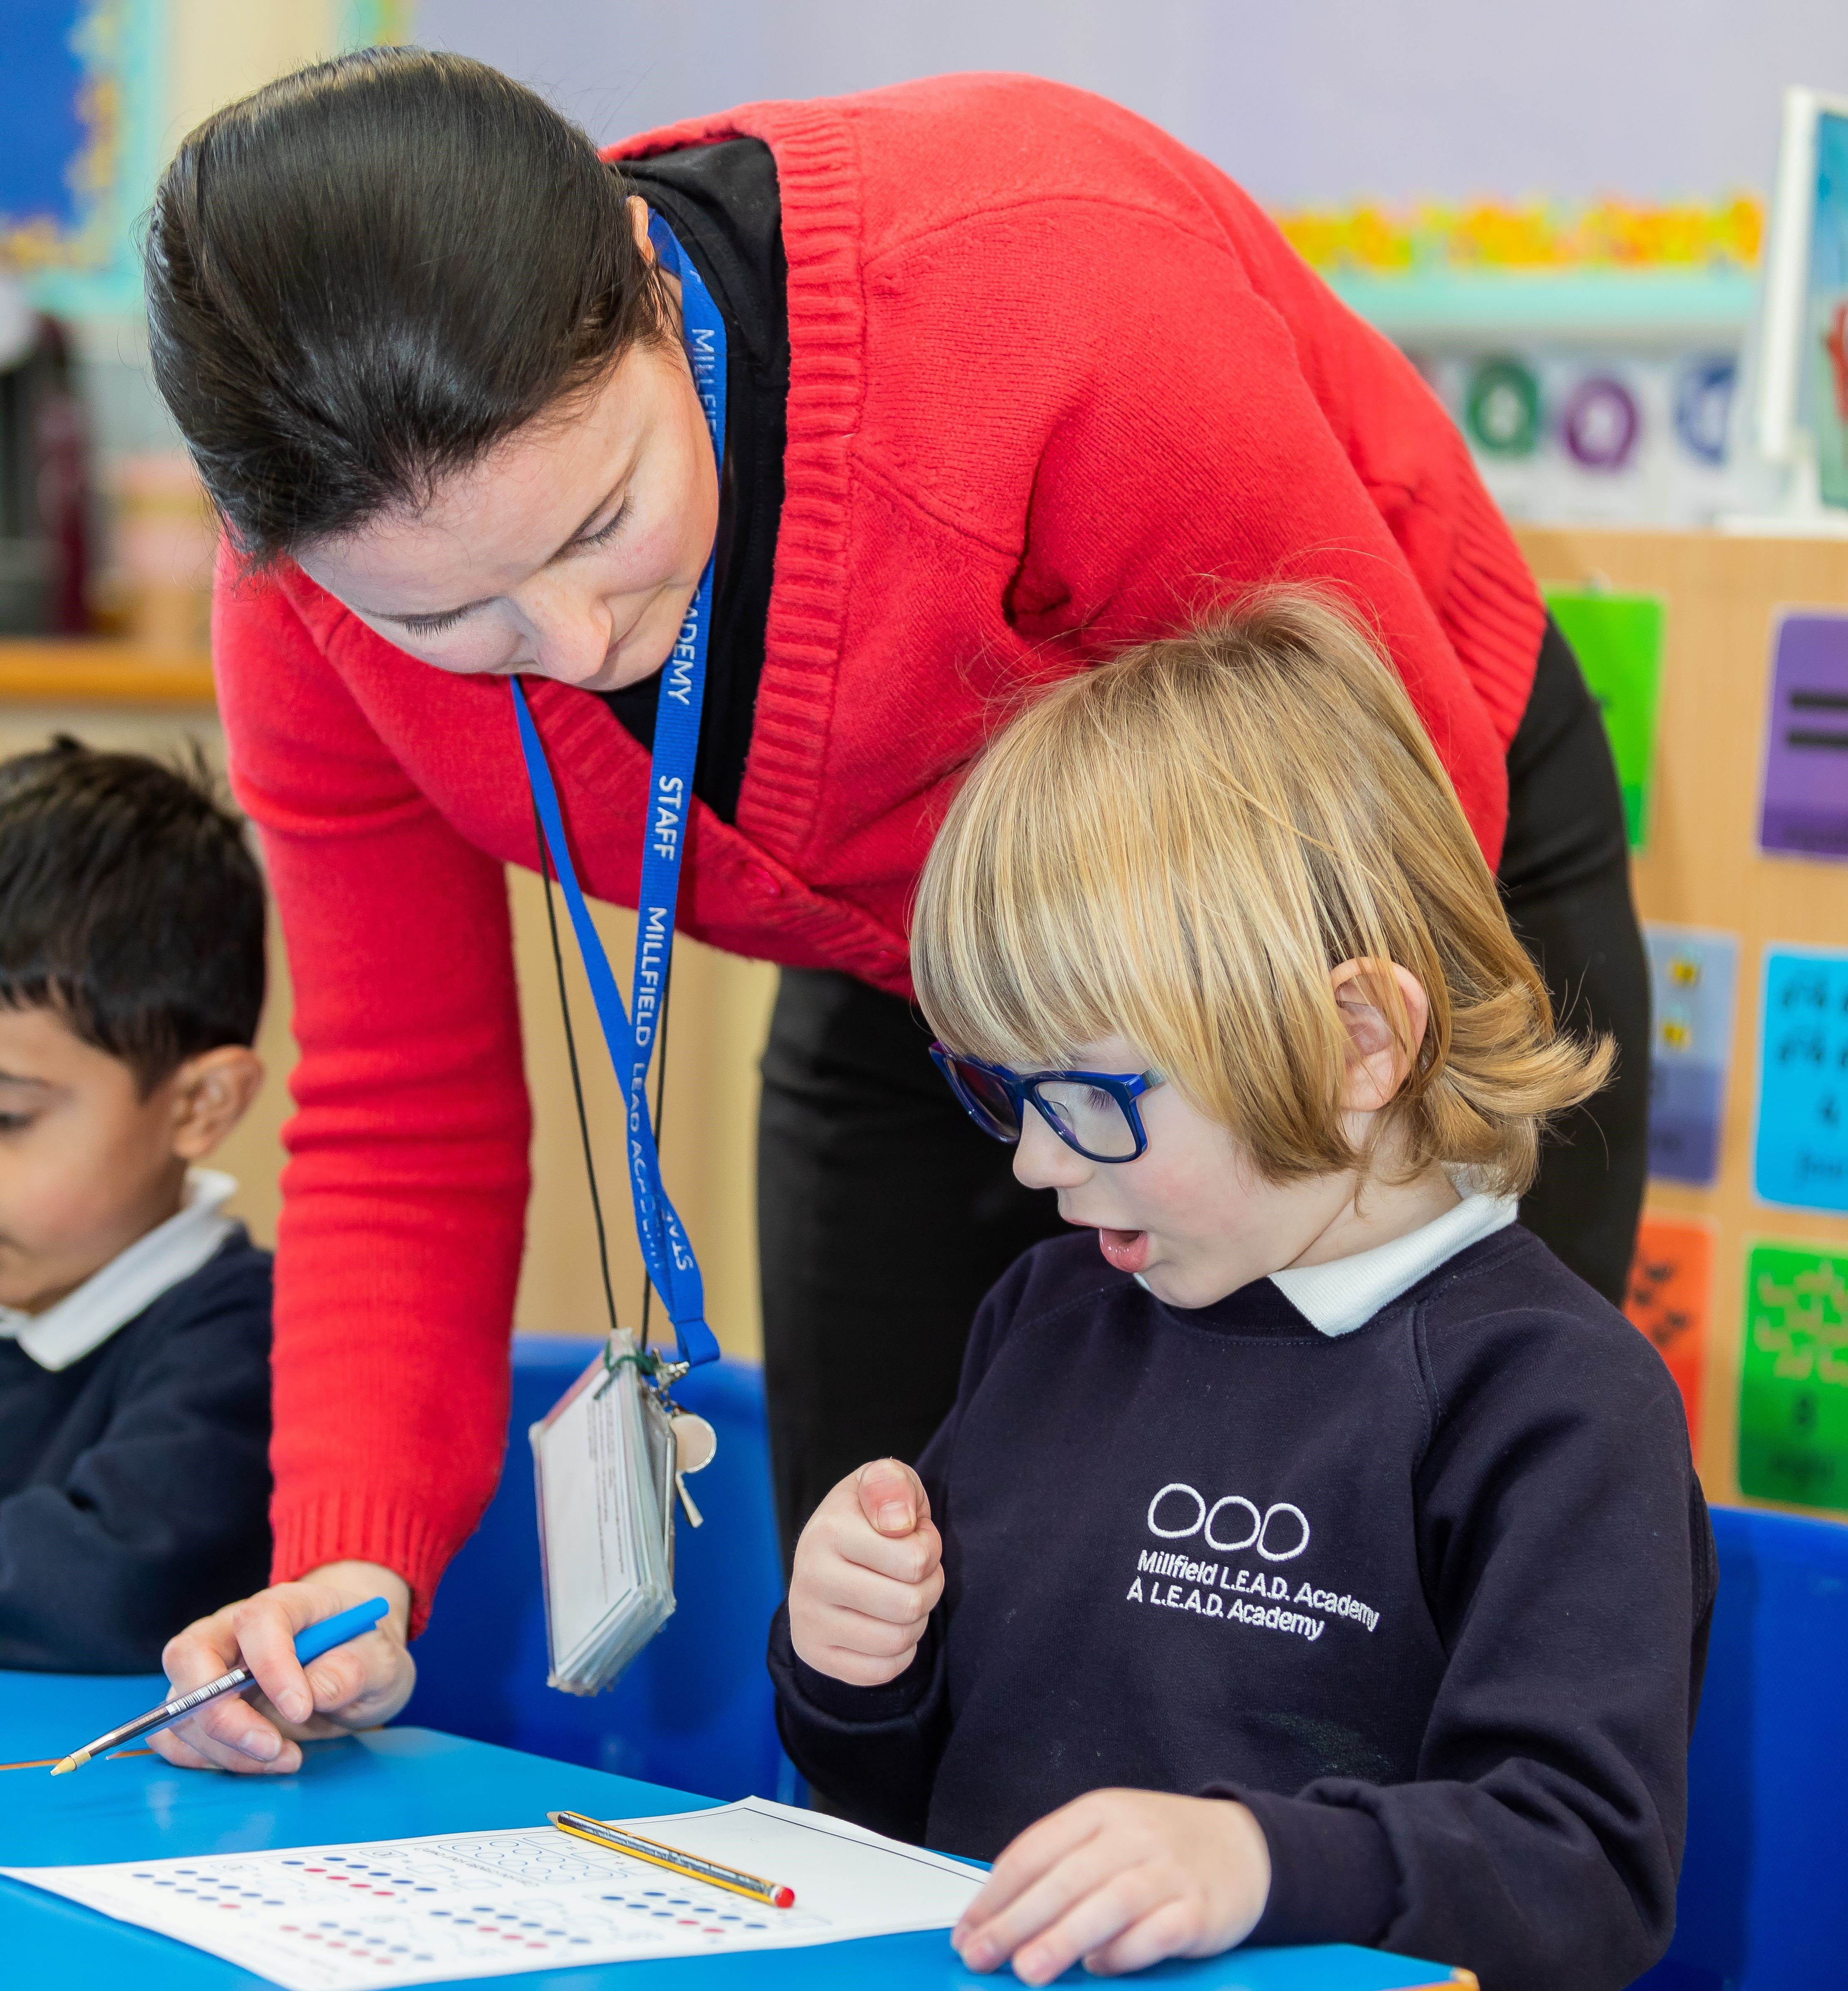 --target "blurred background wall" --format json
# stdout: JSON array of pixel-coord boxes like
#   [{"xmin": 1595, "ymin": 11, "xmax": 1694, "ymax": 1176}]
[{"xmin": 420, "ymin": 0, "xmax": 1848, "ymax": 204}]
